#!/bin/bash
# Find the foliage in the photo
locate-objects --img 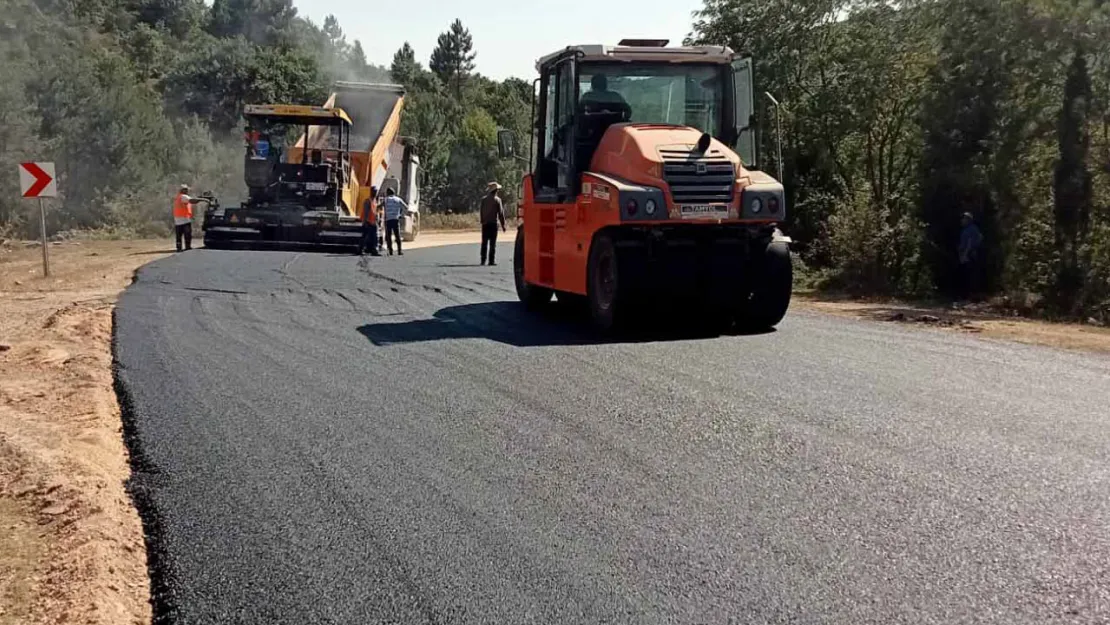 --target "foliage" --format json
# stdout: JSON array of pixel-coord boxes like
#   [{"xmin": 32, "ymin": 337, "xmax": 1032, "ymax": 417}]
[
  {"xmin": 689, "ymin": 0, "xmax": 1110, "ymax": 320},
  {"xmin": 390, "ymin": 42, "xmax": 420, "ymax": 87},
  {"xmin": 0, "ymin": 0, "xmax": 389, "ymax": 238},
  {"xmin": 9, "ymin": 0, "xmax": 1103, "ymax": 321},
  {"xmin": 393, "ymin": 21, "xmax": 530, "ymax": 215},
  {"xmin": 429, "ymin": 19, "xmax": 476, "ymax": 98},
  {"xmin": 0, "ymin": 5, "xmax": 527, "ymax": 239}
]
